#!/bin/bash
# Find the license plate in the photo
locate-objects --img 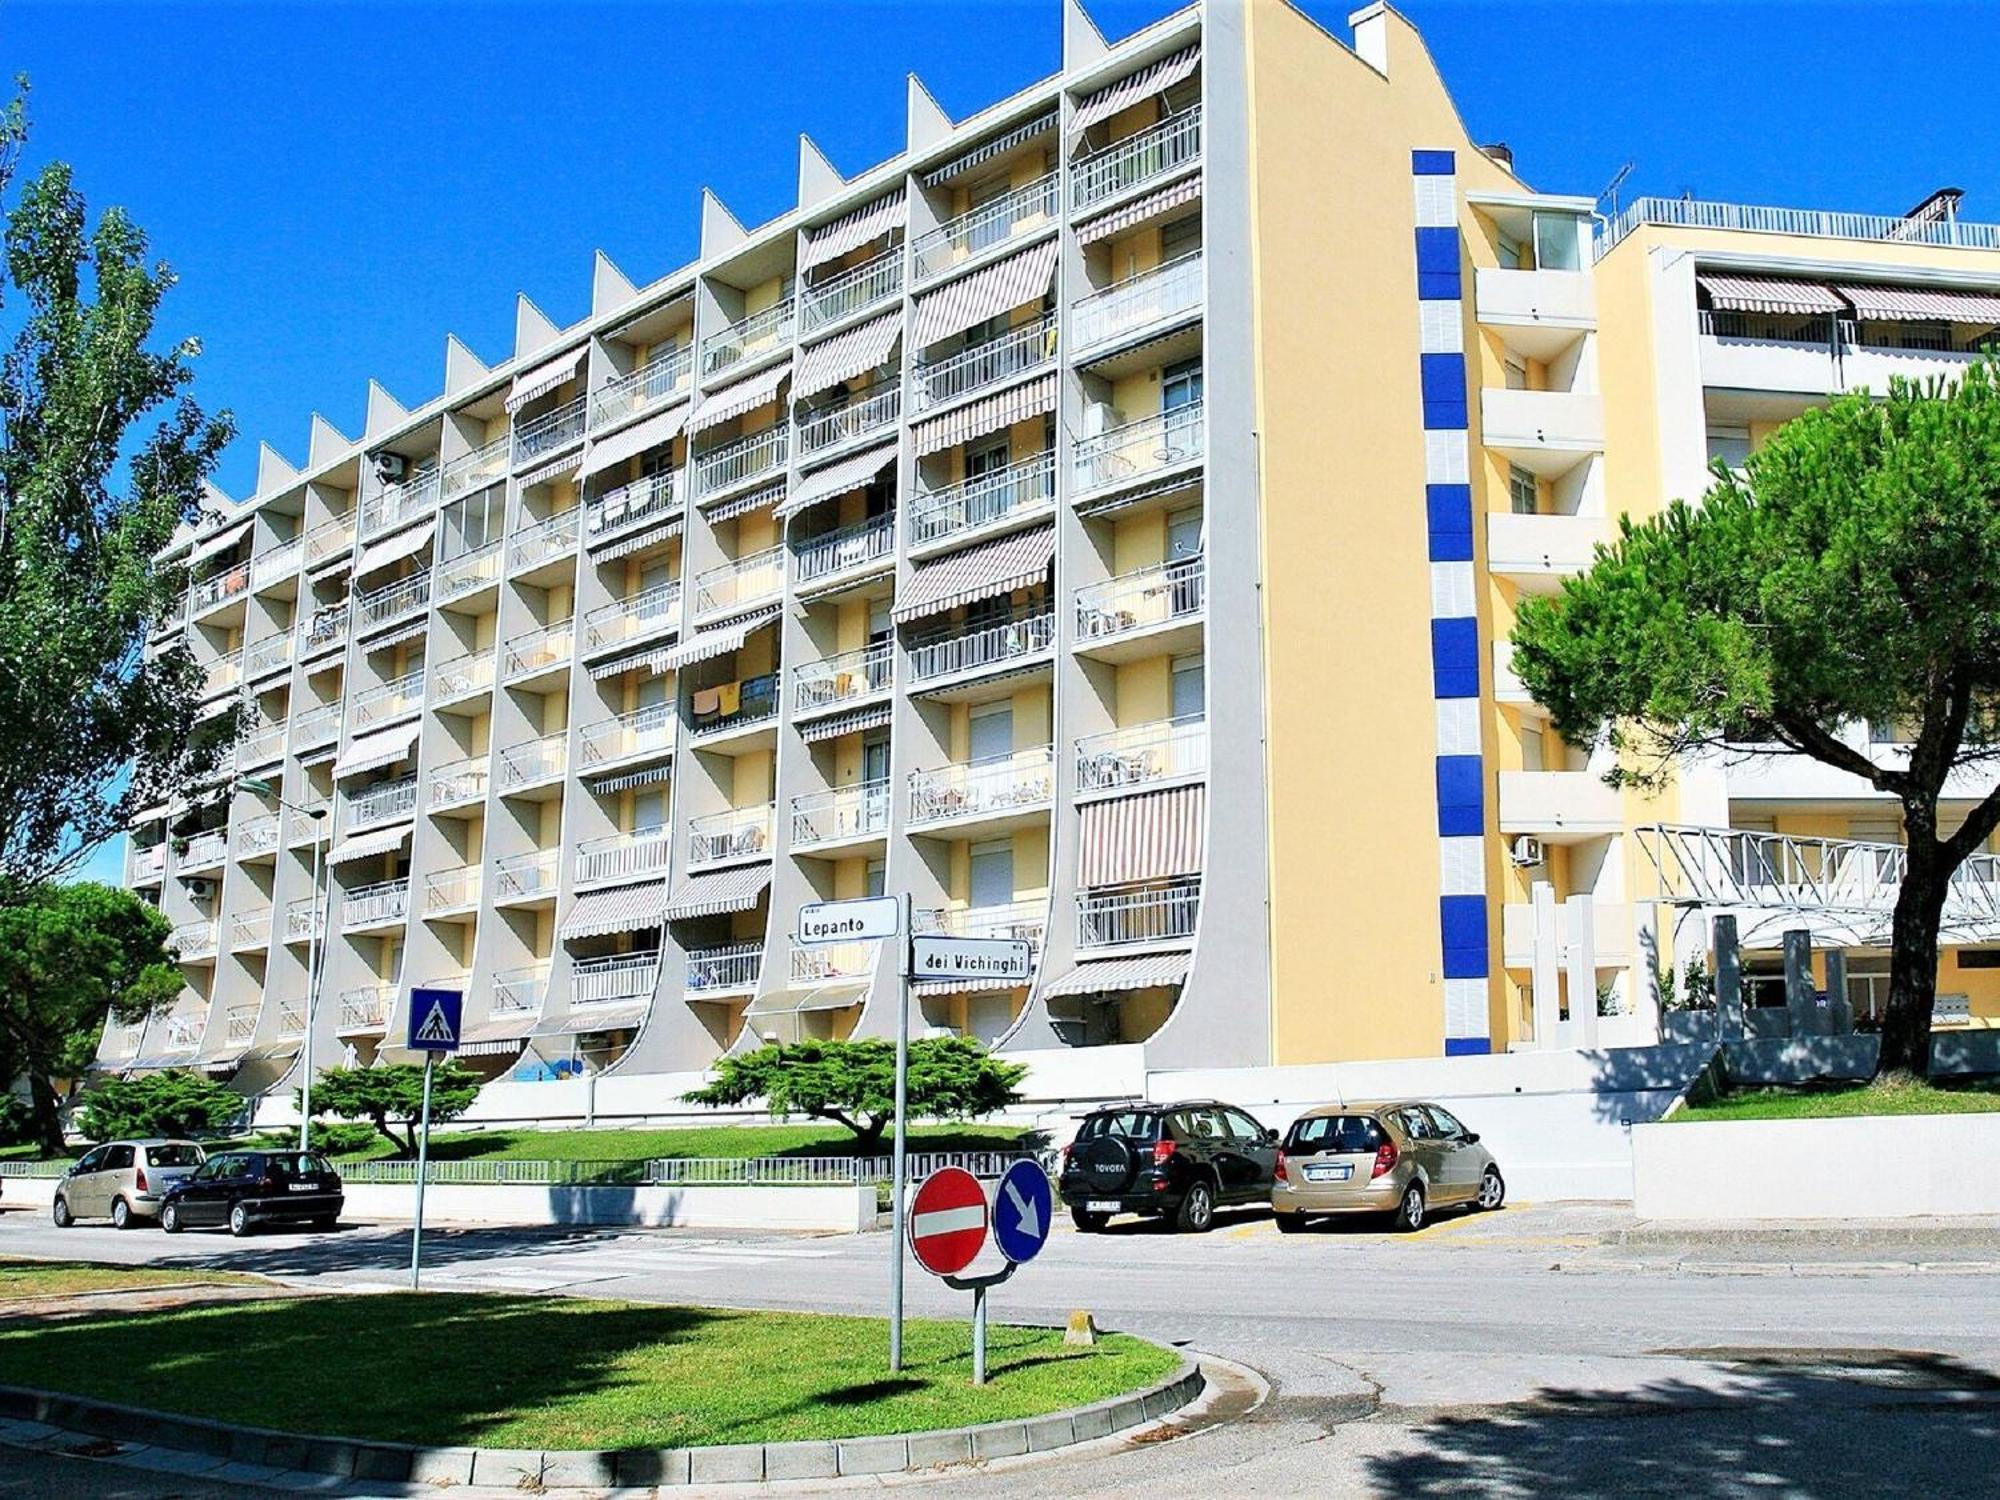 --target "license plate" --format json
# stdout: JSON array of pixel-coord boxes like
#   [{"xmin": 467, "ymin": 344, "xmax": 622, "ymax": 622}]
[
  {"xmin": 1086, "ymin": 1199, "xmax": 1120, "ymax": 1212},
  {"xmin": 1304, "ymin": 1164, "xmax": 1352, "ymax": 1183},
  {"xmin": 288, "ymin": 1183, "xmax": 319, "ymax": 1193}
]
